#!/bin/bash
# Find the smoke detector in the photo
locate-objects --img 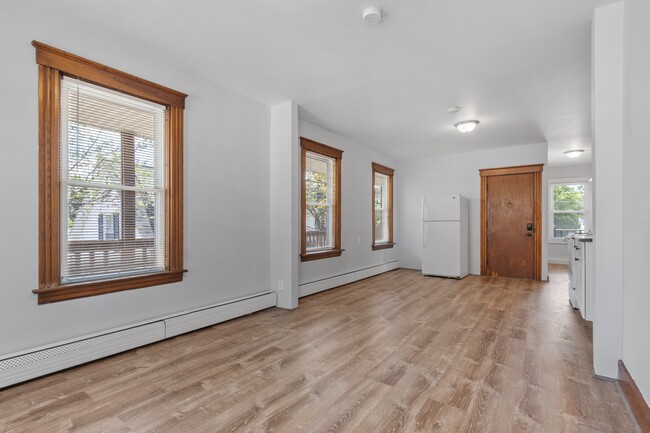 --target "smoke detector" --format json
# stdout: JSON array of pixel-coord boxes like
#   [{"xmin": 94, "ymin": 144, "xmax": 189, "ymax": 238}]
[{"xmin": 363, "ymin": 7, "xmax": 382, "ymax": 25}]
